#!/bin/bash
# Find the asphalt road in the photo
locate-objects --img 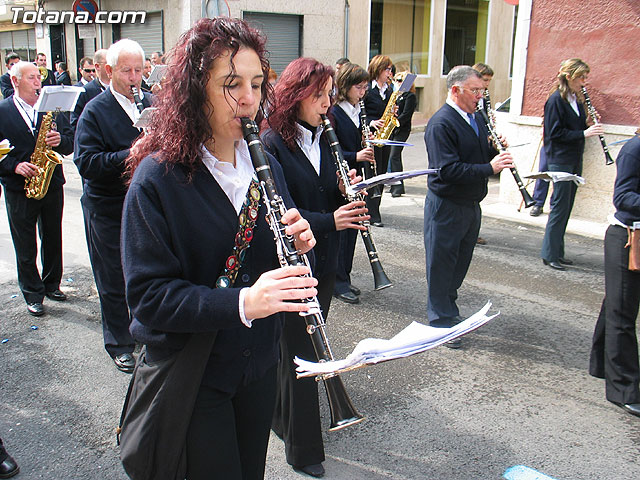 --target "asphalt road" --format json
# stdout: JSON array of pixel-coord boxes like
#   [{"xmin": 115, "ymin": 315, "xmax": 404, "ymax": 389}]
[{"xmin": 1, "ymin": 132, "xmax": 639, "ymax": 480}]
